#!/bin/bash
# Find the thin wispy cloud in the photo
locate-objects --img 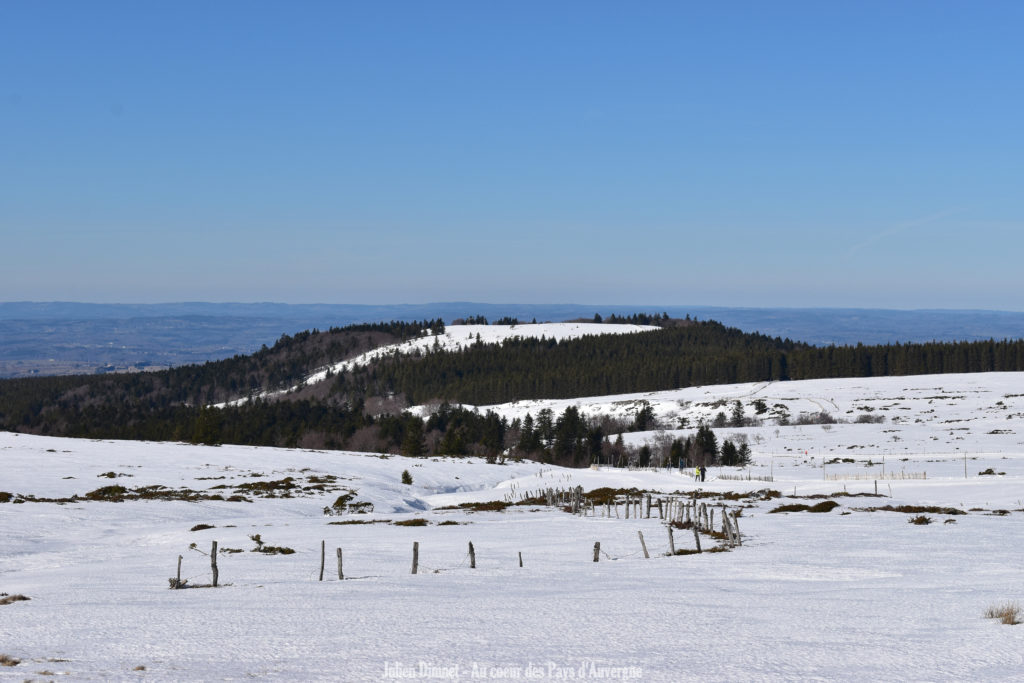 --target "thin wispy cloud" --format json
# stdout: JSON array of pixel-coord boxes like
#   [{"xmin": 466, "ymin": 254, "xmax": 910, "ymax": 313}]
[{"xmin": 845, "ymin": 209, "xmax": 963, "ymax": 258}]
